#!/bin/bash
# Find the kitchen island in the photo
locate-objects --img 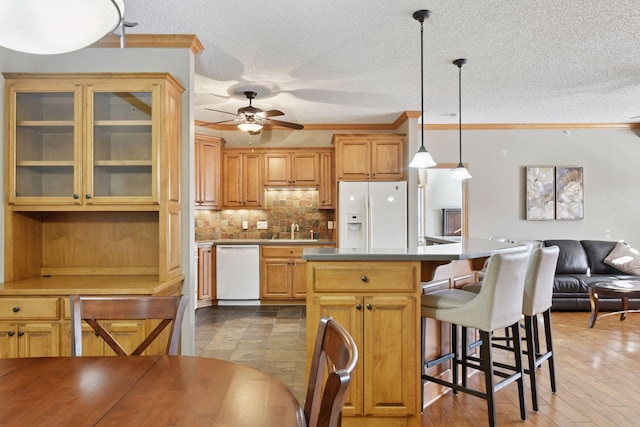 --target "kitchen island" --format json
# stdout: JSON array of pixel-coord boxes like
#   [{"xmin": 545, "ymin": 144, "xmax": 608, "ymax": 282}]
[{"xmin": 302, "ymin": 238, "xmax": 523, "ymax": 427}]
